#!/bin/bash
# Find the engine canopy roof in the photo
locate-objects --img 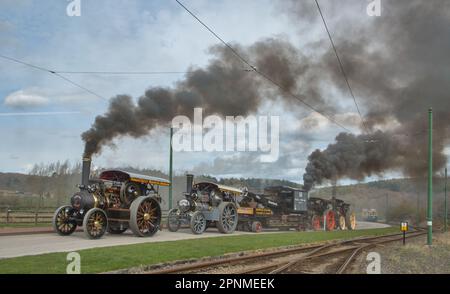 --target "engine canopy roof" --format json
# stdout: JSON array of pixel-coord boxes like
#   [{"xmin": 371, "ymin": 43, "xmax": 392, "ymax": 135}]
[{"xmin": 99, "ymin": 169, "xmax": 170, "ymax": 186}]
